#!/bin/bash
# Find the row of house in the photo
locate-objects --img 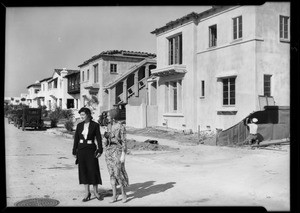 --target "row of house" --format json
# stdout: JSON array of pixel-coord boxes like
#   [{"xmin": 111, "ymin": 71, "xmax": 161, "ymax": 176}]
[
  {"xmin": 15, "ymin": 2, "xmax": 290, "ymax": 132},
  {"xmin": 23, "ymin": 50, "xmax": 157, "ymax": 120}
]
